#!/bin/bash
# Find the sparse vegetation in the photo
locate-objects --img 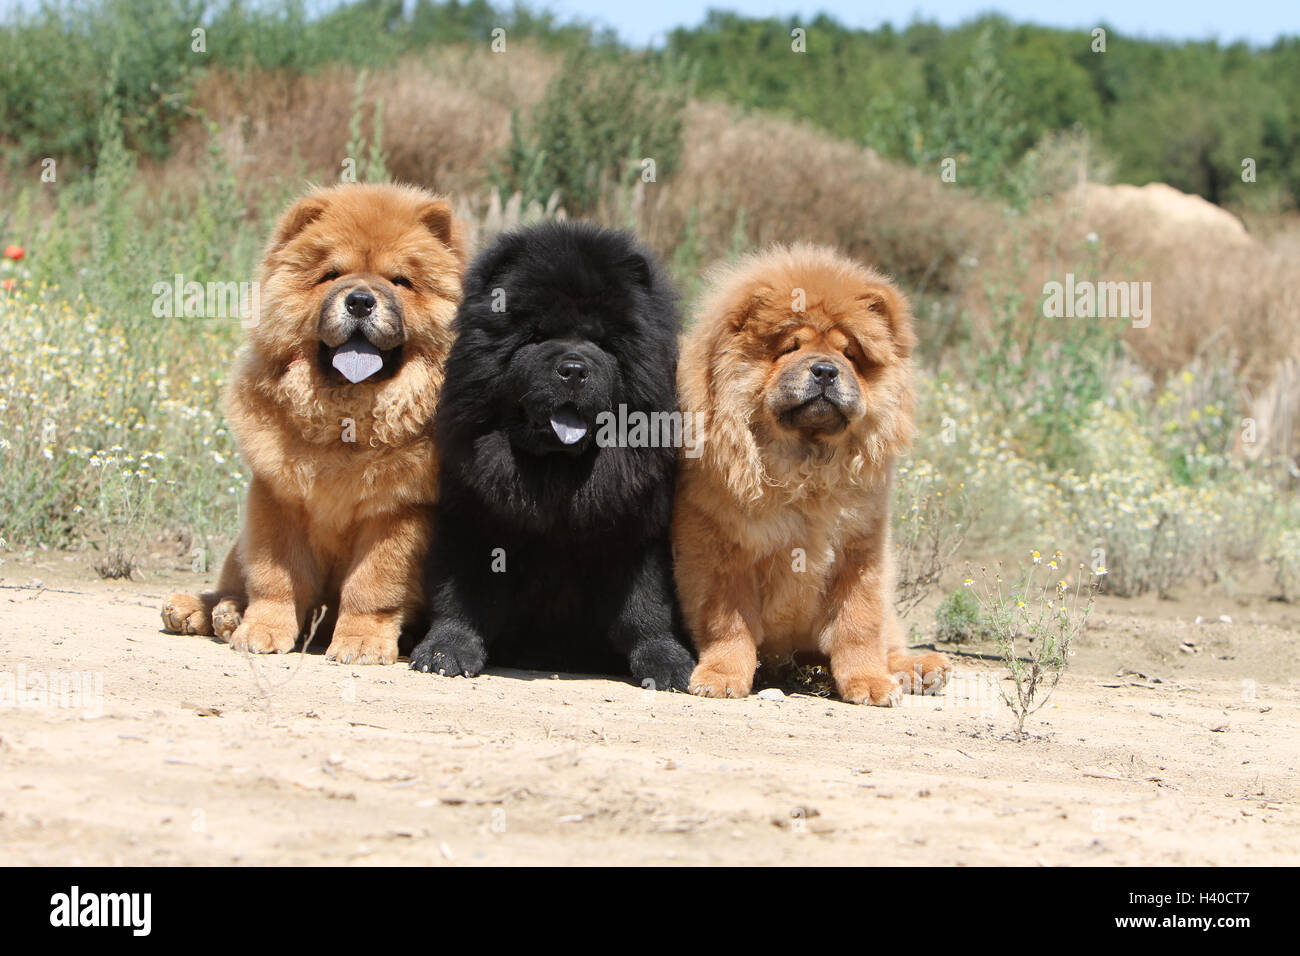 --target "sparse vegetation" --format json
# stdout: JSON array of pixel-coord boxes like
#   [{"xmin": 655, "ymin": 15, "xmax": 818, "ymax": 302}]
[
  {"xmin": 934, "ymin": 588, "xmax": 990, "ymax": 644},
  {"xmin": 894, "ymin": 472, "xmax": 970, "ymax": 617},
  {"xmin": 1275, "ymin": 529, "xmax": 1300, "ymax": 602},
  {"xmin": 492, "ymin": 47, "xmax": 691, "ymax": 214},
  {"xmin": 970, "ymin": 553, "xmax": 1100, "ymax": 739}
]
